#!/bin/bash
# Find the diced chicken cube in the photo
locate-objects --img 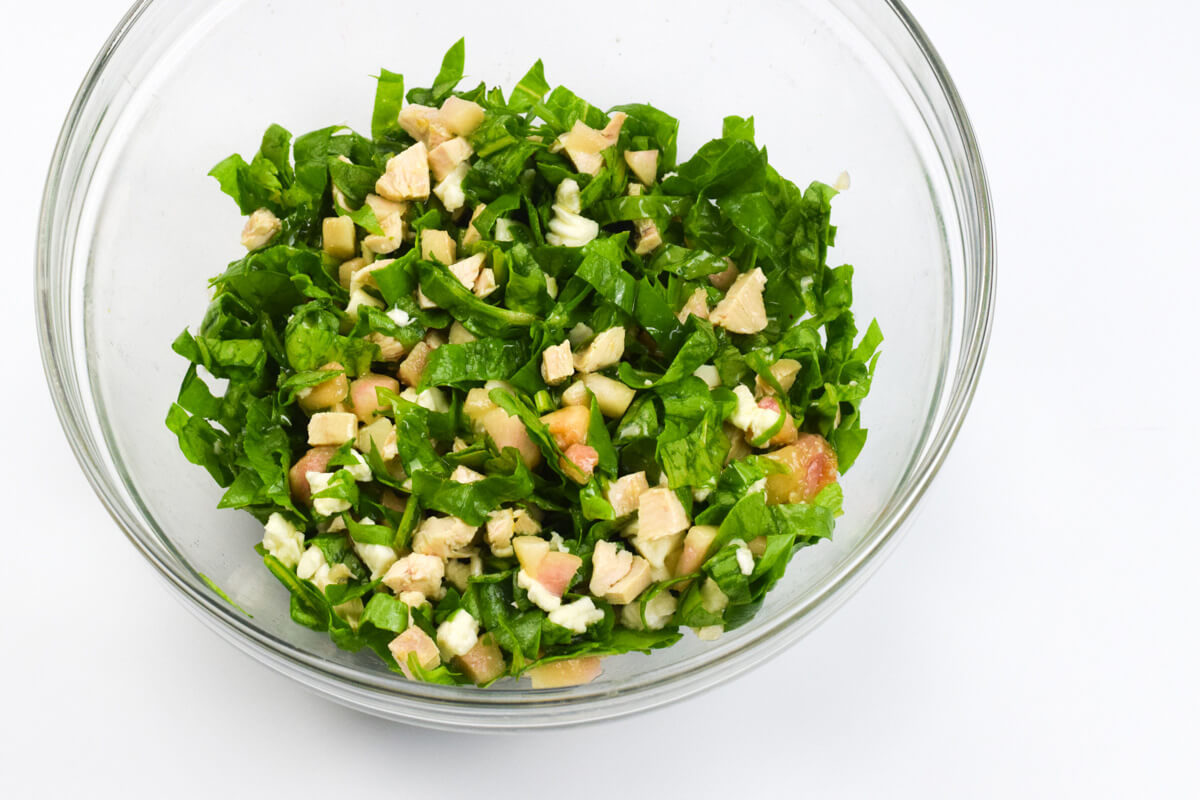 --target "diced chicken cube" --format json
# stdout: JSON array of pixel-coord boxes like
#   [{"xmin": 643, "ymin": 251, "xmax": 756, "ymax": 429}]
[
  {"xmin": 606, "ymin": 471, "xmax": 649, "ymax": 517},
  {"xmin": 337, "ymin": 256, "xmax": 368, "ymax": 290},
  {"xmin": 710, "ymin": 267, "xmax": 768, "ymax": 334},
  {"xmin": 513, "ymin": 508, "xmax": 542, "ymax": 535},
  {"xmin": 486, "ymin": 509, "xmax": 516, "ymax": 557},
  {"xmin": 428, "ymin": 136, "xmax": 474, "ymax": 182},
  {"xmin": 364, "ymin": 193, "xmax": 407, "ymax": 222},
  {"xmin": 451, "ymin": 465, "xmax": 485, "ymax": 484},
  {"xmin": 624, "ymin": 149, "xmax": 659, "ymax": 186},
  {"xmin": 607, "ymin": 557, "xmax": 653, "ymax": 604},
  {"xmin": 433, "ymin": 161, "xmax": 469, "ymax": 213},
  {"xmin": 633, "ymin": 218, "xmax": 662, "ymax": 255},
  {"xmin": 366, "ymin": 331, "xmax": 407, "ymax": 362},
  {"xmin": 637, "ymin": 487, "xmax": 690, "ymax": 540},
  {"xmin": 573, "ymin": 327, "xmax": 625, "ymax": 373},
  {"xmin": 417, "ymin": 229, "xmax": 455, "ymax": 266},
  {"xmin": 398, "ymin": 341, "xmax": 432, "ymax": 388},
  {"xmin": 439, "ymin": 96, "xmax": 486, "ymax": 136},
  {"xmin": 448, "ymin": 252, "xmax": 485, "ymax": 289},
  {"xmin": 474, "ymin": 267, "xmax": 497, "ymax": 298},
  {"xmin": 307, "ymin": 411, "xmax": 358, "ymax": 446},
  {"xmin": 527, "ymin": 657, "xmax": 603, "ymax": 689},
  {"xmin": 382, "ymin": 553, "xmax": 445, "ymax": 599},
  {"xmin": 398, "ymin": 104, "xmax": 453, "ymax": 149},
  {"xmin": 412, "ymin": 516, "xmax": 479, "ymax": 559},
  {"xmin": 376, "ymin": 142, "xmax": 430, "ymax": 202},
  {"xmin": 462, "ymin": 204, "xmax": 486, "ymax": 247},
  {"xmin": 362, "ymin": 211, "xmax": 406, "ymax": 255},
  {"xmin": 541, "ymin": 340, "xmax": 575, "ymax": 386},
  {"xmin": 321, "ymin": 216, "xmax": 357, "ymax": 260},
  {"xmin": 589, "ymin": 539, "xmax": 652, "ymax": 605},
  {"xmin": 389, "ymin": 626, "xmax": 441, "ymax": 680},
  {"xmin": 676, "ymin": 287, "xmax": 710, "ymax": 324},
  {"xmin": 241, "ymin": 208, "xmax": 281, "ymax": 250}
]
